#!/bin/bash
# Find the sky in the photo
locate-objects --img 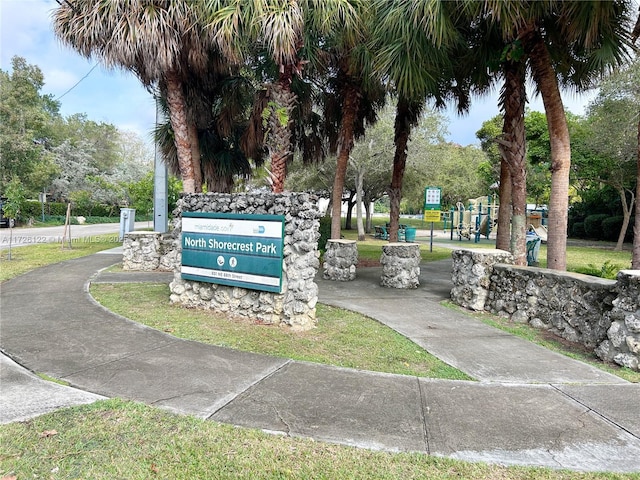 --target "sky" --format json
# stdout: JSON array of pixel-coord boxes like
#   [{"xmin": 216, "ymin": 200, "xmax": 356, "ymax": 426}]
[{"xmin": 1, "ymin": 0, "xmax": 598, "ymax": 147}]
